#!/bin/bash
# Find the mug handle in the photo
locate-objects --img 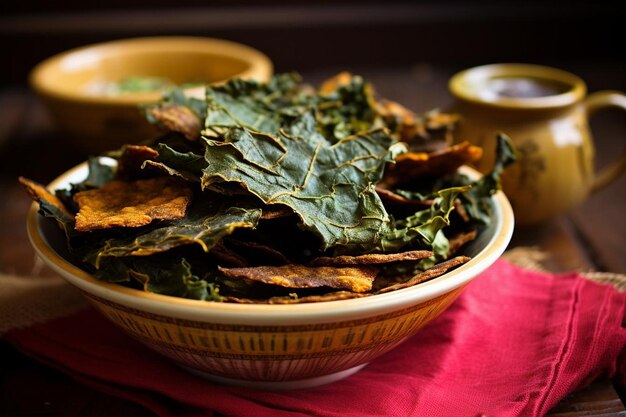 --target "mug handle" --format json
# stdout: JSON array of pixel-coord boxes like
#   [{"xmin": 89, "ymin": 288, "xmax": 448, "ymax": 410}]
[{"xmin": 584, "ymin": 90, "xmax": 626, "ymax": 193}]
